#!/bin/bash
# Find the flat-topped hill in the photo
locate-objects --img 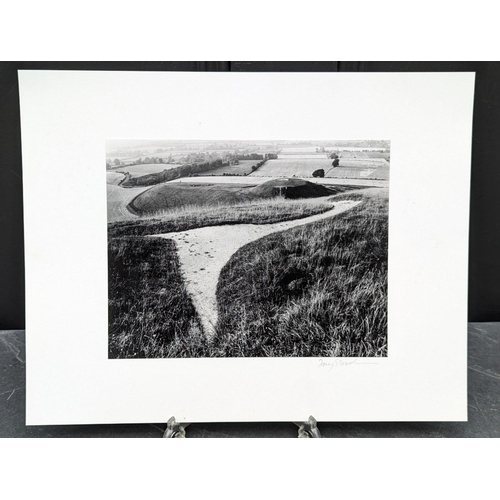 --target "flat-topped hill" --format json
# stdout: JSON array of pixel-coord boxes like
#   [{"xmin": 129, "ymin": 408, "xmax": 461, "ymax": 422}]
[
  {"xmin": 250, "ymin": 178, "xmax": 333, "ymax": 199},
  {"xmin": 128, "ymin": 178, "xmax": 346, "ymax": 216}
]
